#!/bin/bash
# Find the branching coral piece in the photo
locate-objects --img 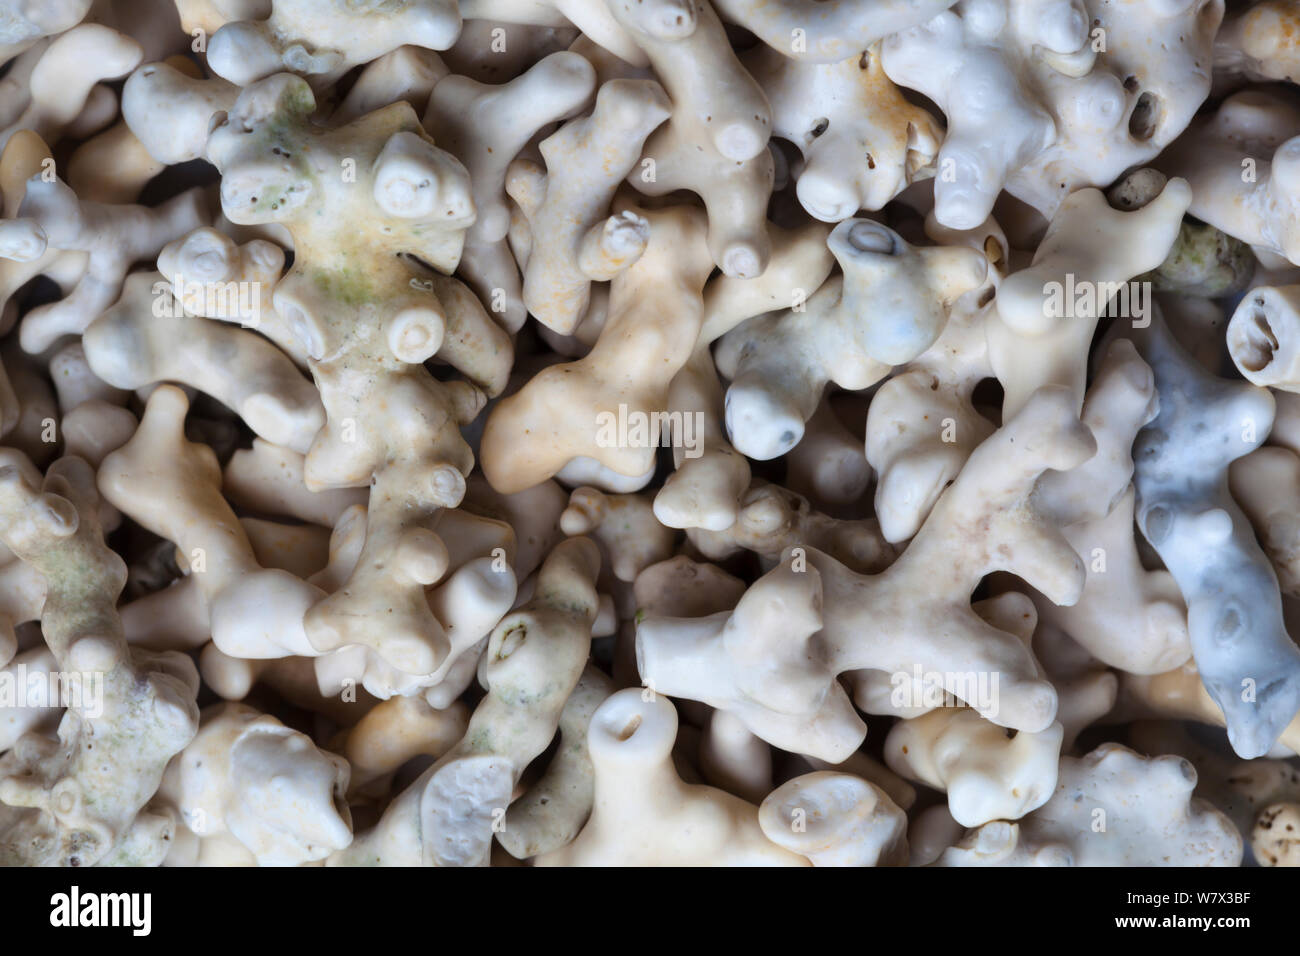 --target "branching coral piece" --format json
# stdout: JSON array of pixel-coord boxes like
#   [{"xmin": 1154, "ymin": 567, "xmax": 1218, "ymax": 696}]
[
  {"xmin": 206, "ymin": 0, "xmax": 461, "ymax": 88},
  {"xmin": 1033, "ymin": 487, "xmax": 1189, "ymax": 674},
  {"xmin": 873, "ymin": 591, "xmax": 1065, "ymax": 828},
  {"xmin": 1027, "ymin": 339, "xmax": 1190, "ymax": 674},
  {"xmin": 650, "ymin": 342, "xmax": 751, "ymax": 531},
  {"xmin": 606, "ymin": 0, "xmax": 768, "ymax": 163},
  {"xmin": 640, "ymin": 386, "xmax": 1094, "ymax": 761},
  {"xmin": 507, "ymin": 77, "xmax": 669, "ymax": 334},
  {"xmin": 537, "ymin": 688, "xmax": 808, "ymax": 866},
  {"xmin": 161, "ymin": 703, "xmax": 351, "ymax": 866},
  {"xmin": 989, "ymin": 178, "xmax": 1191, "ymax": 416},
  {"xmin": 865, "ymin": 230, "xmax": 1001, "ymax": 543},
  {"xmin": 0, "ymin": 456, "xmax": 199, "ymax": 866},
  {"xmin": 885, "ymin": 708, "xmax": 1063, "ymax": 828},
  {"xmin": 427, "ymin": 52, "xmax": 595, "ymax": 248},
  {"xmin": 638, "ymin": 559, "xmax": 859, "ymax": 759},
  {"xmin": 716, "ymin": 218, "xmax": 984, "ymax": 460},
  {"xmin": 206, "ymin": 72, "xmax": 513, "ymax": 676},
  {"xmin": 937, "ymin": 744, "xmax": 1242, "ymax": 867},
  {"xmin": 559, "ymin": 485, "xmax": 675, "ymax": 583},
  {"xmin": 497, "ymin": 662, "xmax": 612, "ymax": 858},
  {"xmin": 744, "ymin": 44, "xmax": 941, "ymax": 222},
  {"xmin": 1123, "ymin": 310, "xmax": 1300, "ymax": 758},
  {"xmin": 122, "ymin": 58, "xmax": 239, "ymax": 165},
  {"xmin": 0, "ymin": 131, "xmax": 75, "ymax": 331},
  {"xmin": 481, "ymin": 201, "xmax": 710, "ymax": 492},
  {"xmin": 612, "ymin": 0, "xmax": 776, "ymax": 278},
  {"xmin": 634, "ymin": 120, "xmax": 772, "ymax": 277},
  {"xmin": 0, "ymin": 23, "xmax": 141, "ymax": 153},
  {"xmin": 648, "ymin": 221, "xmax": 833, "ymax": 530},
  {"xmin": 425, "ymin": 51, "xmax": 598, "ymax": 331},
  {"xmin": 685, "ymin": 480, "xmax": 893, "ymax": 574},
  {"xmin": 8, "ymin": 174, "xmax": 207, "ymax": 353},
  {"xmin": 881, "ymin": 0, "xmax": 1219, "ymax": 229},
  {"xmin": 312, "ymin": 543, "xmax": 518, "ymax": 701},
  {"xmin": 1160, "ymin": 89, "xmax": 1300, "ymax": 265},
  {"xmin": 156, "ymin": 225, "xmax": 303, "ymax": 361},
  {"xmin": 333, "ymin": 537, "xmax": 598, "ymax": 866},
  {"xmin": 83, "ymin": 271, "xmax": 324, "ymax": 452},
  {"xmin": 99, "ymin": 384, "xmax": 328, "ymax": 660}
]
